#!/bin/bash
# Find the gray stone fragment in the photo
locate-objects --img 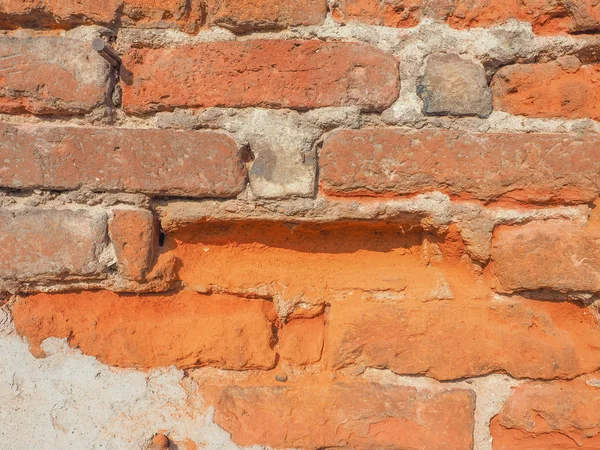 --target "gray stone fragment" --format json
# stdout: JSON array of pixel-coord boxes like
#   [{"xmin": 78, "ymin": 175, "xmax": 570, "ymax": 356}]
[{"xmin": 418, "ymin": 53, "xmax": 493, "ymax": 118}]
